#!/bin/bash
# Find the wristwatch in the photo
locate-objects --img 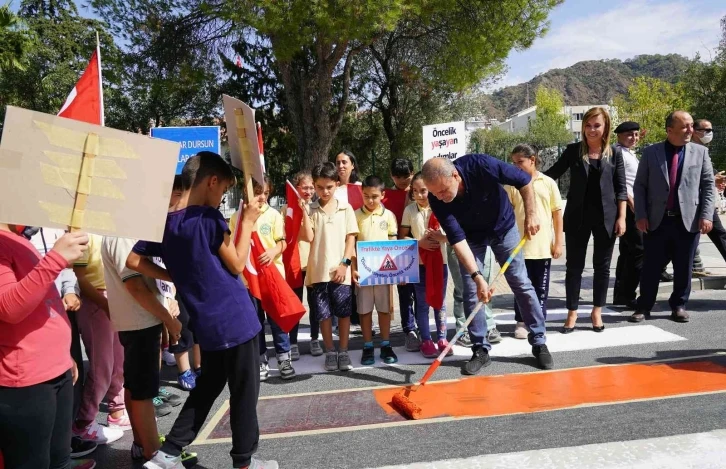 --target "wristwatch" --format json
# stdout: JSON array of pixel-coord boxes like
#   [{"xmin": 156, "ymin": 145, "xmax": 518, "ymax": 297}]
[
  {"xmin": 341, "ymin": 257, "xmax": 352, "ymax": 266},
  {"xmin": 470, "ymin": 270, "xmax": 482, "ymax": 280}
]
